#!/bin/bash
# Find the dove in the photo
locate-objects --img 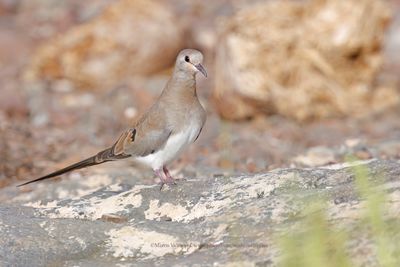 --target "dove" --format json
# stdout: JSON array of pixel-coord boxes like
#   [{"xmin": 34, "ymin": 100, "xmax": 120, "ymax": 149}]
[{"xmin": 18, "ymin": 49, "xmax": 207, "ymax": 189}]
